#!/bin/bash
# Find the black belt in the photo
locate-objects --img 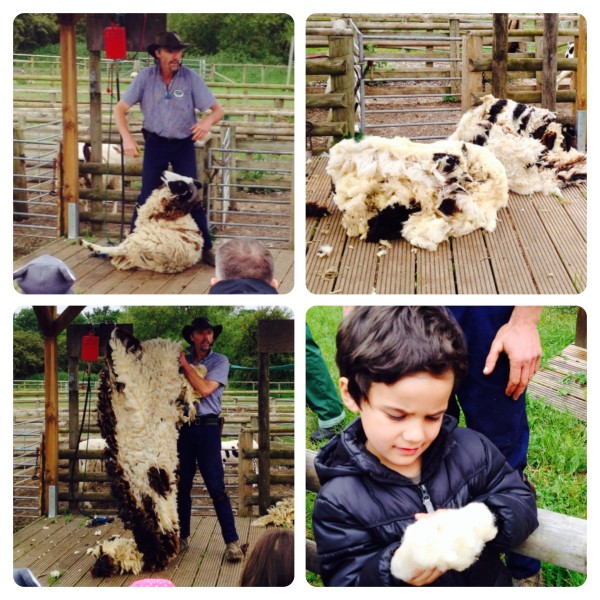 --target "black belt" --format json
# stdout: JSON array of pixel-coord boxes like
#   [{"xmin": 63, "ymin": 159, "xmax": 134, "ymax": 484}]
[
  {"xmin": 142, "ymin": 128, "xmax": 192, "ymax": 143},
  {"xmin": 193, "ymin": 416, "xmax": 220, "ymax": 426}
]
